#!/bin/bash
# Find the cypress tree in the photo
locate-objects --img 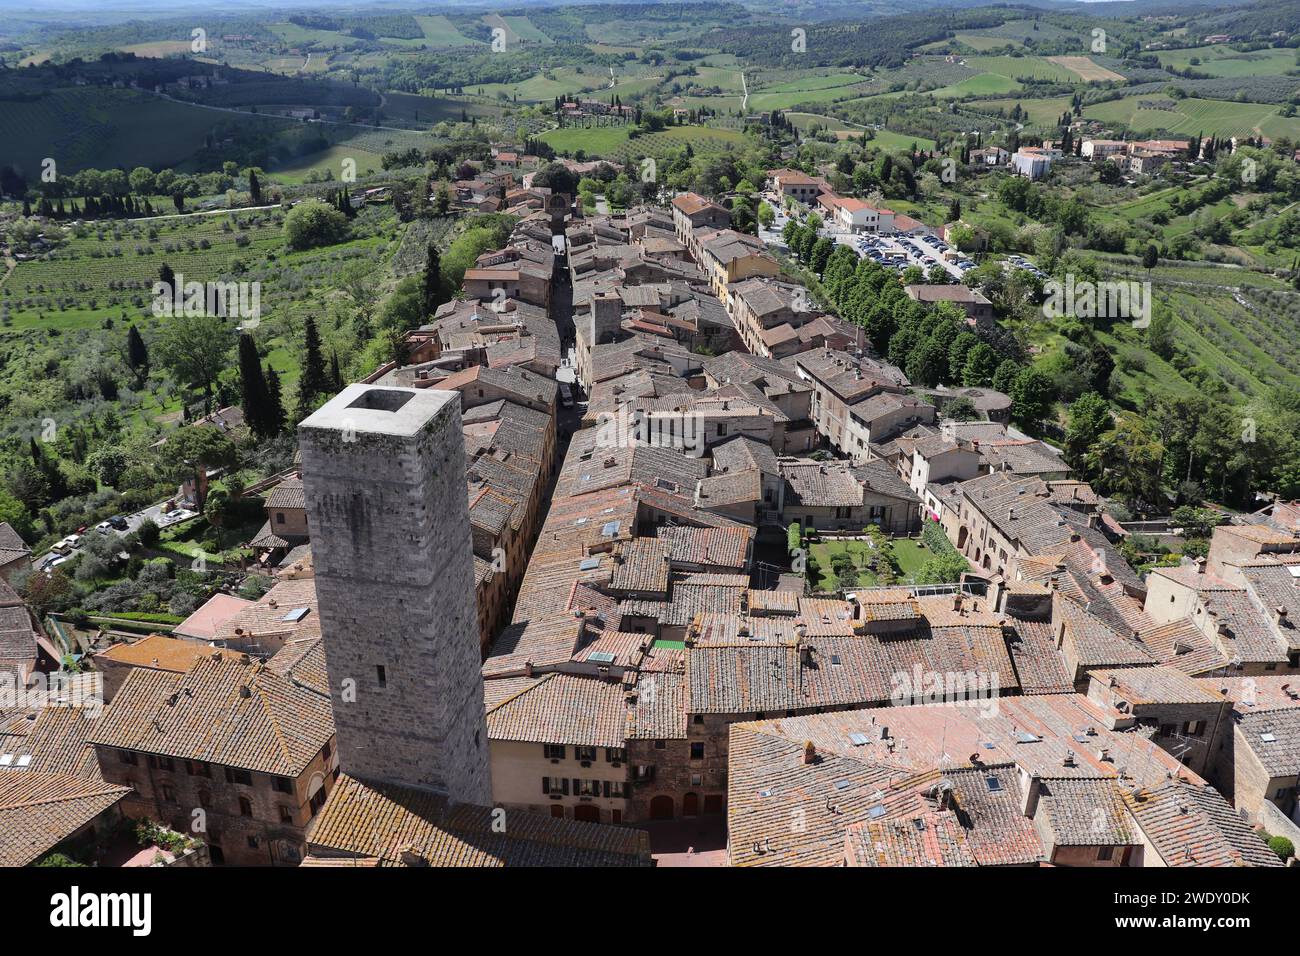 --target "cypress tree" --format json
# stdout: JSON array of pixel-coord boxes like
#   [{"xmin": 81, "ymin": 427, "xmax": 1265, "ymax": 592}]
[
  {"xmin": 295, "ymin": 316, "xmax": 329, "ymax": 420},
  {"xmin": 238, "ymin": 333, "xmax": 273, "ymax": 438},
  {"xmin": 126, "ymin": 325, "xmax": 149, "ymax": 376},
  {"xmin": 265, "ymin": 365, "xmax": 286, "ymax": 435},
  {"xmin": 249, "ymin": 168, "xmax": 261, "ymax": 204},
  {"xmin": 422, "ymin": 242, "xmax": 446, "ymax": 318},
  {"xmin": 329, "ymin": 351, "xmax": 343, "ymax": 391}
]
